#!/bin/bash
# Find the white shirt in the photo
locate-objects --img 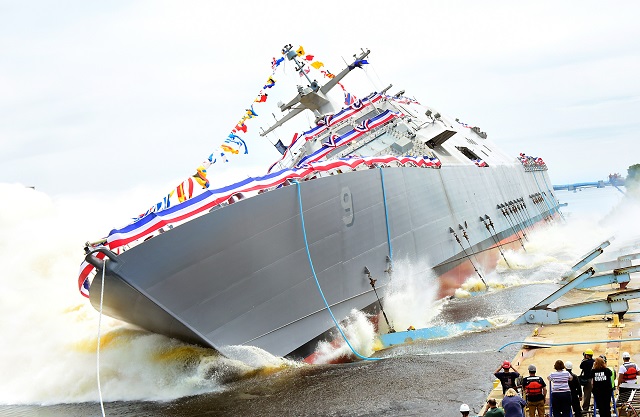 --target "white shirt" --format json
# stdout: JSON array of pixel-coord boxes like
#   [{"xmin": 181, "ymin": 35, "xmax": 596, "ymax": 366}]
[{"xmin": 619, "ymin": 362, "xmax": 637, "ymax": 384}]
